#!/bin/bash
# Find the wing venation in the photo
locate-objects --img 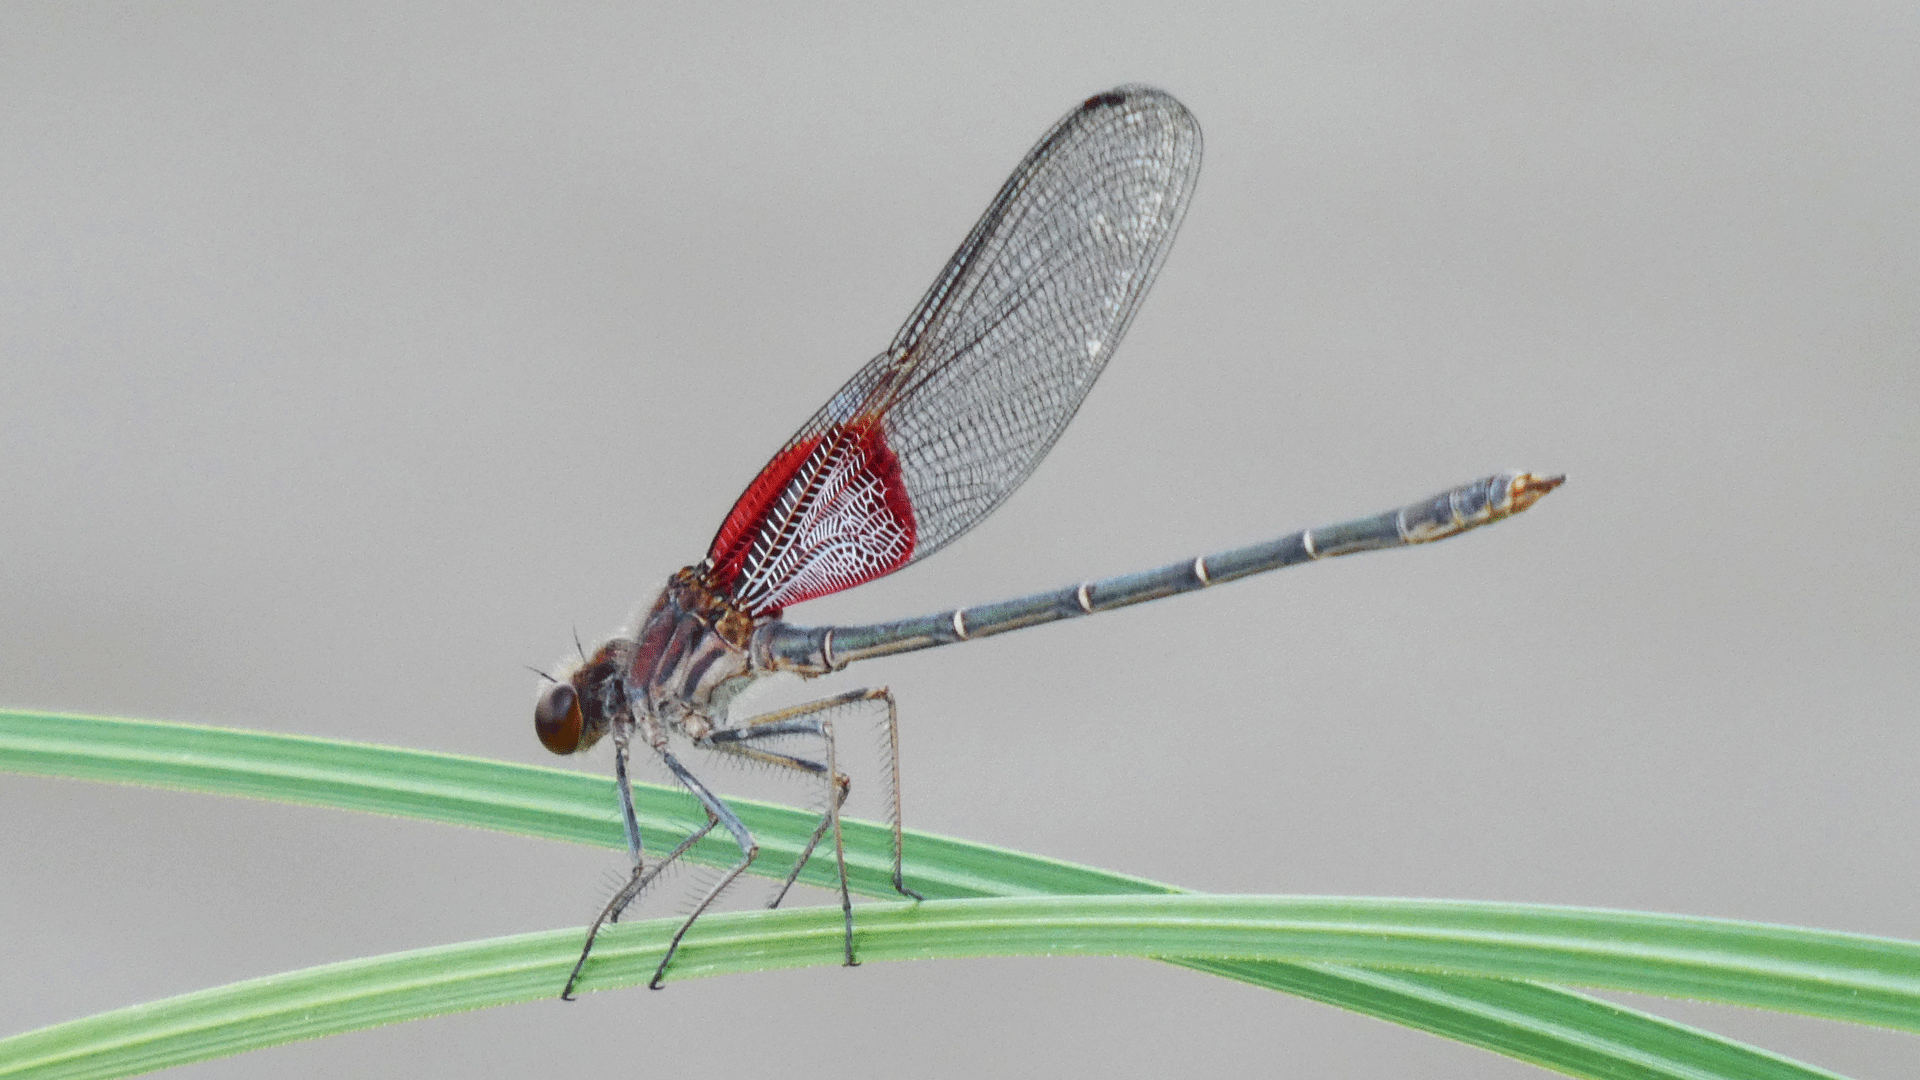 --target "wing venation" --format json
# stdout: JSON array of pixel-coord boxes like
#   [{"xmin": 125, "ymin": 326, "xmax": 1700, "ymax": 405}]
[{"xmin": 708, "ymin": 86, "xmax": 1203, "ymax": 610}]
